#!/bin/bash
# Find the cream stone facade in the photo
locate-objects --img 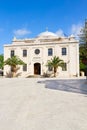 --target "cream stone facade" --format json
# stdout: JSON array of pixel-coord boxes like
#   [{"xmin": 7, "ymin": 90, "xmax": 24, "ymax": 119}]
[{"xmin": 4, "ymin": 31, "xmax": 79, "ymax": 77}]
